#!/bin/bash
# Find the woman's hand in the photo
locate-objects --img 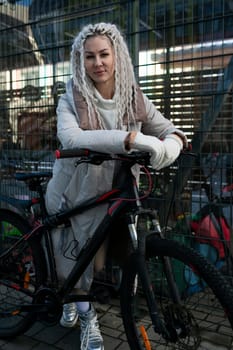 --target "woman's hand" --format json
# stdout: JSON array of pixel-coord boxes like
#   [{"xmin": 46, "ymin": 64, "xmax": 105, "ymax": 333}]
[
  {"xmin": 159, "ymin": 134, "xmax": 183, "ymax": 169},
  {"xmin": 128, "ymin": 132, "xmax": 183, "ymax": 170},
  {"xmin": 130, "ymin": 132, "xmax": 166, "ymax": 169}
]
